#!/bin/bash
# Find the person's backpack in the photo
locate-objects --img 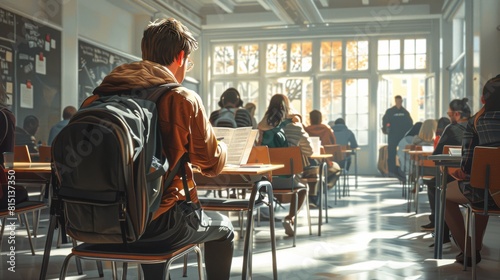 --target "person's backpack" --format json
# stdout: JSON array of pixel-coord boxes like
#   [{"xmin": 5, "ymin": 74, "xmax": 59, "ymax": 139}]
[
  {"xmin": 261, "ymin": 119, "xmax": 292, "ymax": 148},
  {"xmin": 213, "ymin": 108, "xmax": 238, "ymax": 128},
  {"xmin": 52, "ymin": 83, "xmax": 181, "ymax": 244}
]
